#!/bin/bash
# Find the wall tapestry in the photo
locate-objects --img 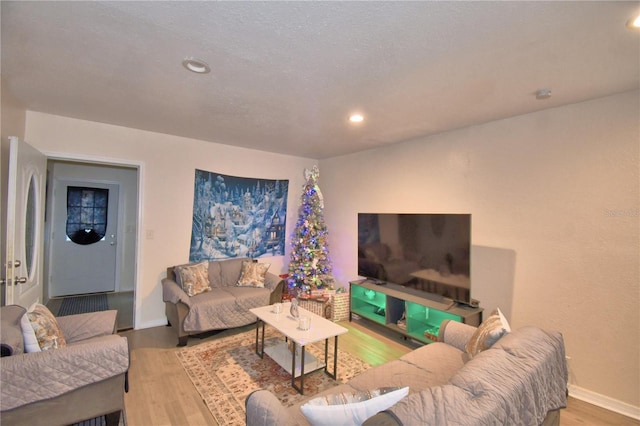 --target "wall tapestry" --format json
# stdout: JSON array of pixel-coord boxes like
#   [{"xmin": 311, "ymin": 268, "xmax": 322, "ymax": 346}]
[{"xmin": 189, "ymin": 169, "xmax": 288, "ymax": 262}]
